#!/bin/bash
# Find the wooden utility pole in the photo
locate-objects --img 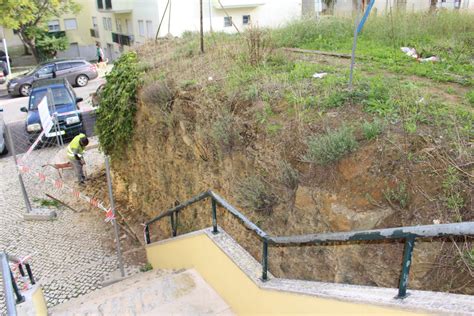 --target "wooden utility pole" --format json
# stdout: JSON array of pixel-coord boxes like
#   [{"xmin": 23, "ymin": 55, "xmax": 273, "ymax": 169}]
[{"xmin": 200, "ymin": 0, "xmax": 204, "ymax": 53}]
